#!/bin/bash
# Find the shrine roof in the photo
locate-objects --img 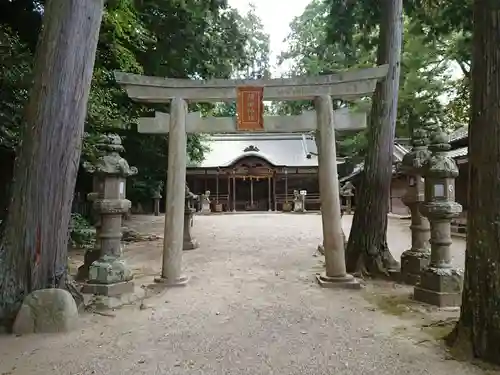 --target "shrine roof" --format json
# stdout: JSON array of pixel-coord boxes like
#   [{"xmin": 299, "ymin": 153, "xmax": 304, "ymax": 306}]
[
  {"xmin": 449, "ymin": 126, "xmax": 468, "ymax": 143},
  {"xmin": 447, "ymin": 146, "xmax": 468, "ymax": 159},
  {"xmin": 189, "ymin": 133, "xmax": 339, "ymax": 168}
]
